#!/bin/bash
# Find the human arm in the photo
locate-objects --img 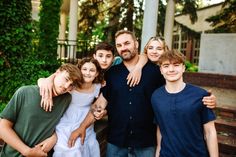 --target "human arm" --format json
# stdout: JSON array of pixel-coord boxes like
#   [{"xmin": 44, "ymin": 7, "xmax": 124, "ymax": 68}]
[
  {"xmin": 90, "ymin": 94, "xmax": 108, "ymax": 120},
  {"xmin": 68, "ymin": 93, "xmax": 108, "ymax": 147},
  {"xmin": 0, "ymin": 119, "xmax": 47, "ymax": 157},
  {"xmin": 34, "ymin": 132, "xmax": 57, "ymax": 153},
  {"xmin": 156, "ymin": 126, "xmax": 162, "ymax": 157},
  {"xmin": 203, "ymin": 121, "xmax": 219, "ymax": 157},
  {"xmin": 37, "ymin": 73, "xmax": 55, "ymax": 112},
  {"xmin": 127, "ymin": 53, "xmax": 148, "ymax": 87},
  {"xmin": 202, "ymin": 90, "xmax": 217, "ymax": 109}
]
